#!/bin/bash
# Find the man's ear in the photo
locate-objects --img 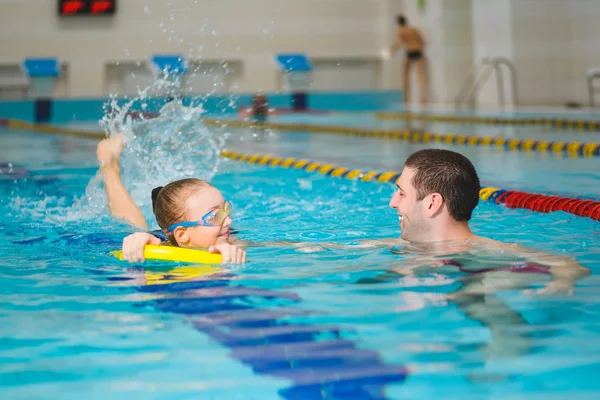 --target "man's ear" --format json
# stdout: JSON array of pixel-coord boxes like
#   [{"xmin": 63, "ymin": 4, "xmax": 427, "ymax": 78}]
[{"xmin": 426, "ymin": 192, "xmax": 444, "ymax": 217}]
